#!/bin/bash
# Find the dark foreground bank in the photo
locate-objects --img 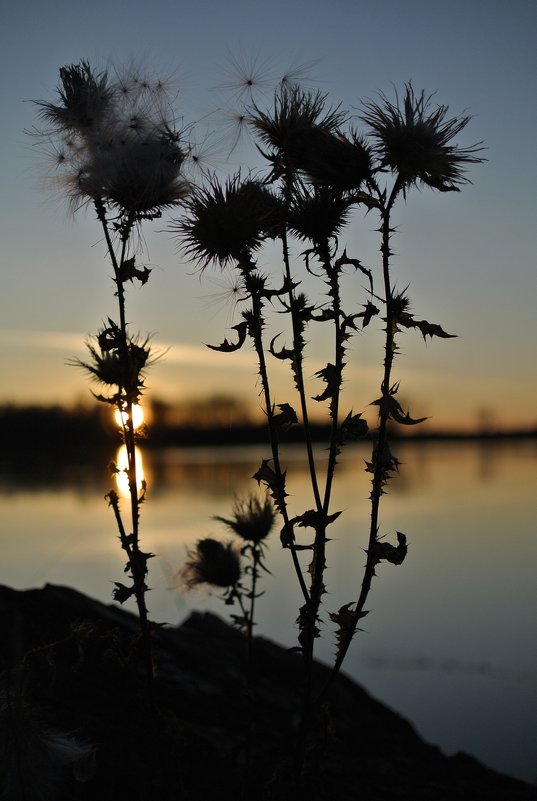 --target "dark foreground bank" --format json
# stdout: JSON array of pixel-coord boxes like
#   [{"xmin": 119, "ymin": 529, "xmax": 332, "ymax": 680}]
[{"xmin": 1, "ymin": 584, "xmax": 535, "ymax": 801}]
